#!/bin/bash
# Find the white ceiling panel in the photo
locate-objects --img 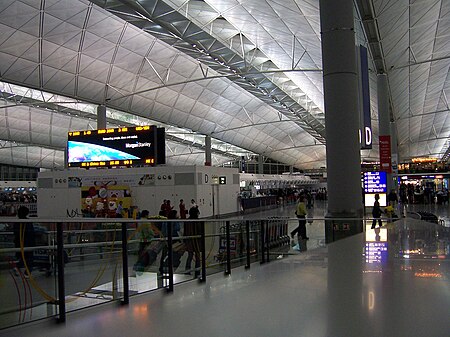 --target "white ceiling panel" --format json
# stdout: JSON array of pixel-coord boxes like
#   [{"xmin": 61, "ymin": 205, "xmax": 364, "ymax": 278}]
[{"xmin": 0, "ymin": 0, "xmax": 447, "ymax": 170}]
